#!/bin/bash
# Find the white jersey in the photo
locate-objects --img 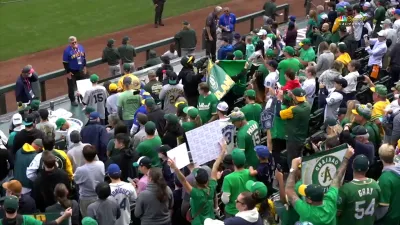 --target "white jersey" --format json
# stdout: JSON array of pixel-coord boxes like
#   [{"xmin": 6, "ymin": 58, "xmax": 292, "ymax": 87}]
[
  {"xmin": 82, "ymin": 85, "xmax": 108, "ymax": 119},
  {"xmin": 219, "ymin": 118, "xmax": 235, "ymax": 154},
  {"xmin": 110, "ymin": 182, "xmax": 137, "ymax": 225},
  {"xmin": 159, "ymin": 84, "xmax": 184, "ymax": 114}
]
